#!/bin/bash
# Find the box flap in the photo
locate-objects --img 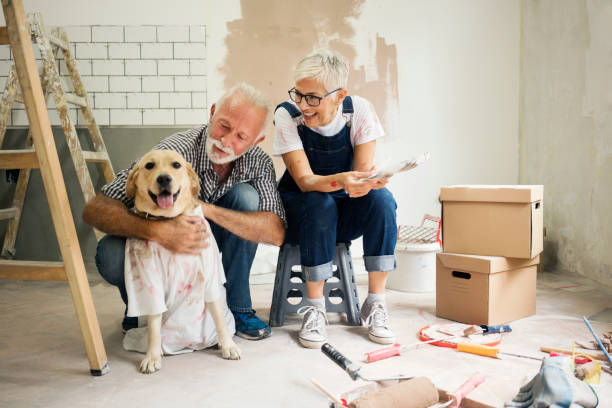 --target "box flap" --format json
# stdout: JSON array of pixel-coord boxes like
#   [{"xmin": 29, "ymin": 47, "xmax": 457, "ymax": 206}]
[
  {"xmin": 437, "ymin": 252, "xmax": 540, "ymax": 274},
  {"xmin": 440, "ymin": 185, "xmax": 543, "ymax": 203}
]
